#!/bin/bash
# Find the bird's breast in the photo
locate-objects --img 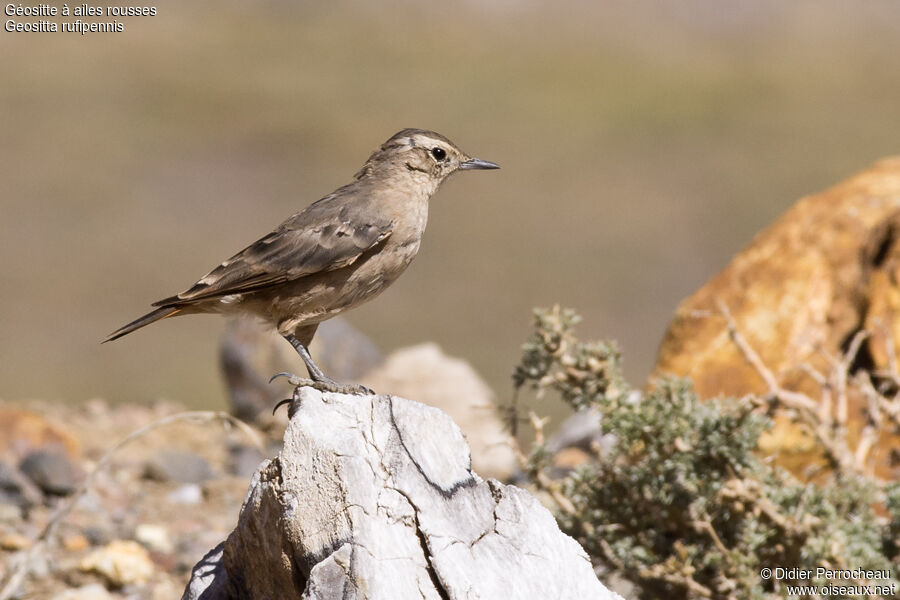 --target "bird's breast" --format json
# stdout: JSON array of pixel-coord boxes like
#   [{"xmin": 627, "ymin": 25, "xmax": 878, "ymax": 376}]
[
  {"xmin": 347, "ymin": 197, "xmax": 427, "ymax": 291},
  {"xmin": 389, "ymin": 193, "xmax": 429, "ymax": 247}
]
